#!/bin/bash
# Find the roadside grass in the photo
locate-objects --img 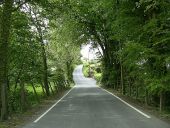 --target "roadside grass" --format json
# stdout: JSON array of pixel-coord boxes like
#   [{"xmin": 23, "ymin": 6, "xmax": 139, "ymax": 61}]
[
  {"xmin": 25, "ymin": 83, "xmax": 55, "ymax": 96},
  {"xmin": 26, "ymin": 85, "xmax": 44, "ymax": 96}
]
